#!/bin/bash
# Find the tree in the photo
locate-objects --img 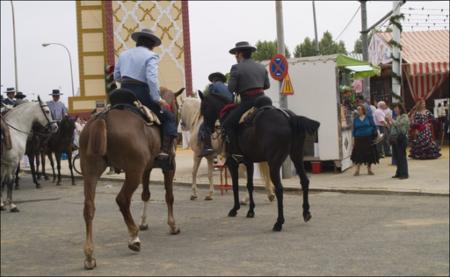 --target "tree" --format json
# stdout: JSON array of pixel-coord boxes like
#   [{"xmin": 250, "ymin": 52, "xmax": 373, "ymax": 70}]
[
  {"xmin": 252, "ymin": 40, "xmax": 291, "ymax": 62},
  {"xmin": 293, "ymin": 37, "xmax": 317, "ymax": 58},
  {"xmin": 319, "ymin": 31, "xmax": 347, "ymax": 55},
  {"xmin": 353, "ymin": 38, "xmax": 363, "ymax": 53}
]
